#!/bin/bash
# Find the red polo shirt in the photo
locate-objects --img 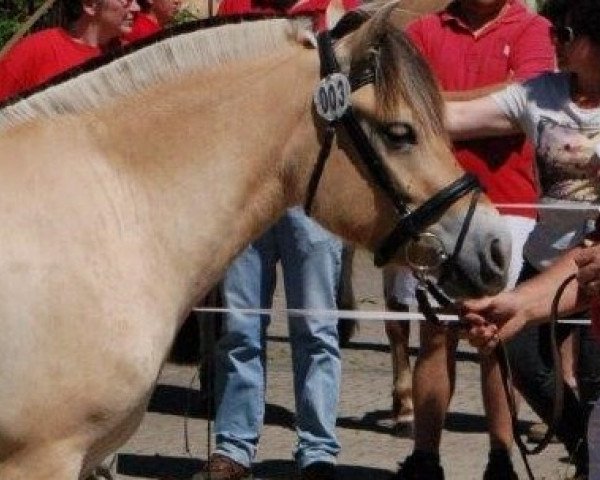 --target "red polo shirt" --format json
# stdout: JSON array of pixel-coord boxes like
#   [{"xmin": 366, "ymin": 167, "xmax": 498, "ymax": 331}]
[
  {"xmin": 217, "ymin": 0, "xmax": 360, "ymax": 31},
  {"xmin": 0, "ymin": 28, "xmax": 102, "ymax": 102},
  {"xmin": 406, "ymin": 0, "xmax": 555, "ymax": 217}
]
